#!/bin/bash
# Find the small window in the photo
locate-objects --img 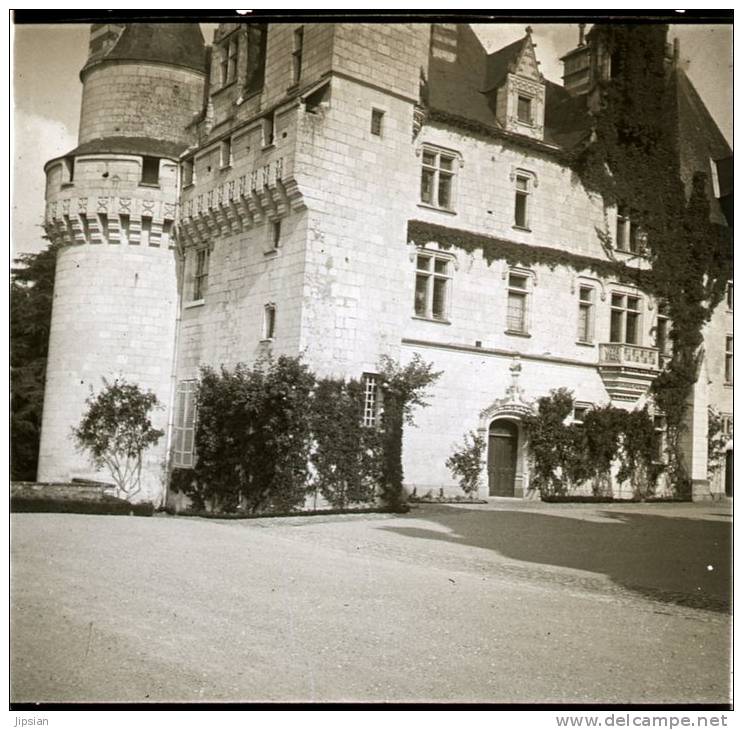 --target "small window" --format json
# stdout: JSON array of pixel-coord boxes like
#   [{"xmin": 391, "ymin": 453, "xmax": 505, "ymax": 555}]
[
  {"xmin": 371, "ymin": 108, "xmax": 384, "ymax": 136},
  {"xmin": 64, "ymin": 156, "xmax": 75, "ymax": 184},
  {"xmin": 616, "ymin": 205, "xmax": 644, "ymax": 253},
  {"xmin": 141, "ymin": 156, "xmax": 160, "ymax": 186},
  {"xmin": 655, "ymin": 302, "xmax": 671, "ymax": 359},
  {"xmin": 362, "ymin": 373, "xmax": 380, "ymax": 428},
  {"xmin": 292, "ymin": 26, "xmax": 304, "ymax": 84},
  {"xmin": 577, "ymin": 286, "xmax": 594, "ymax": 344},
  {"xmin": 192, "ymin": 248, "xmax": 209, "ymax": 302},
  {"xmin": 414, "ymin": 251, "xmax": 452, "ymax": 321},
  {"xmin": 263, "ymin": 304, "xmax": 276, "ymax": 340},
  {"xmin": 726, "ymin": 281, "xmax": 733, "ymax": 310},
  {"xmin": 653, "ymin": 414, "xmax": 667, "ymax": 463},
  {"xmin": 182, "ymin": 158, "xmax": 195, "ymax": 187},
  {"xmin": 572, "ymin": 404, "xmax": 591, "ymax": 427},
  {"xmin": 220, "ymin": 34, "xmax": 239, "ymax": 86},
  {"xmin": 514, "ymin": 175, "xmax": 530, "ymax": 229},
  {"xmin": 245, "ymin": 25, "xmax": 267, "ymax": 94},
  {"xmin": 610, "ymin": 293, "xmax": 641, "ymax": 345},
  {"xmin": 271, "ymin": 220, "xmax": 281, "ymax": 250},
  {"xmin": 420, "ymin": 146, "xmax": 457, "ymax": 211},
  {"xmin": 220, "ymin": 138, "xmax": 232, "ymax": 168},
  {"xmin": 262, "ymin": 114, "xmax": 275, "ymax": 147},
  {"xmin": 172, "ymin": 380, "xmax": 197, "ymax": 469},
  {"xmin": 507, "ymin": 273, "xmax": 530, "ymax": 335},
  {"xmin": 517, "ymin": 95, "xmax": 532, "ymax": 124},
  {"xmin": 725, "ymin": 335, "xmax": 733, "ymax": 384}
]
